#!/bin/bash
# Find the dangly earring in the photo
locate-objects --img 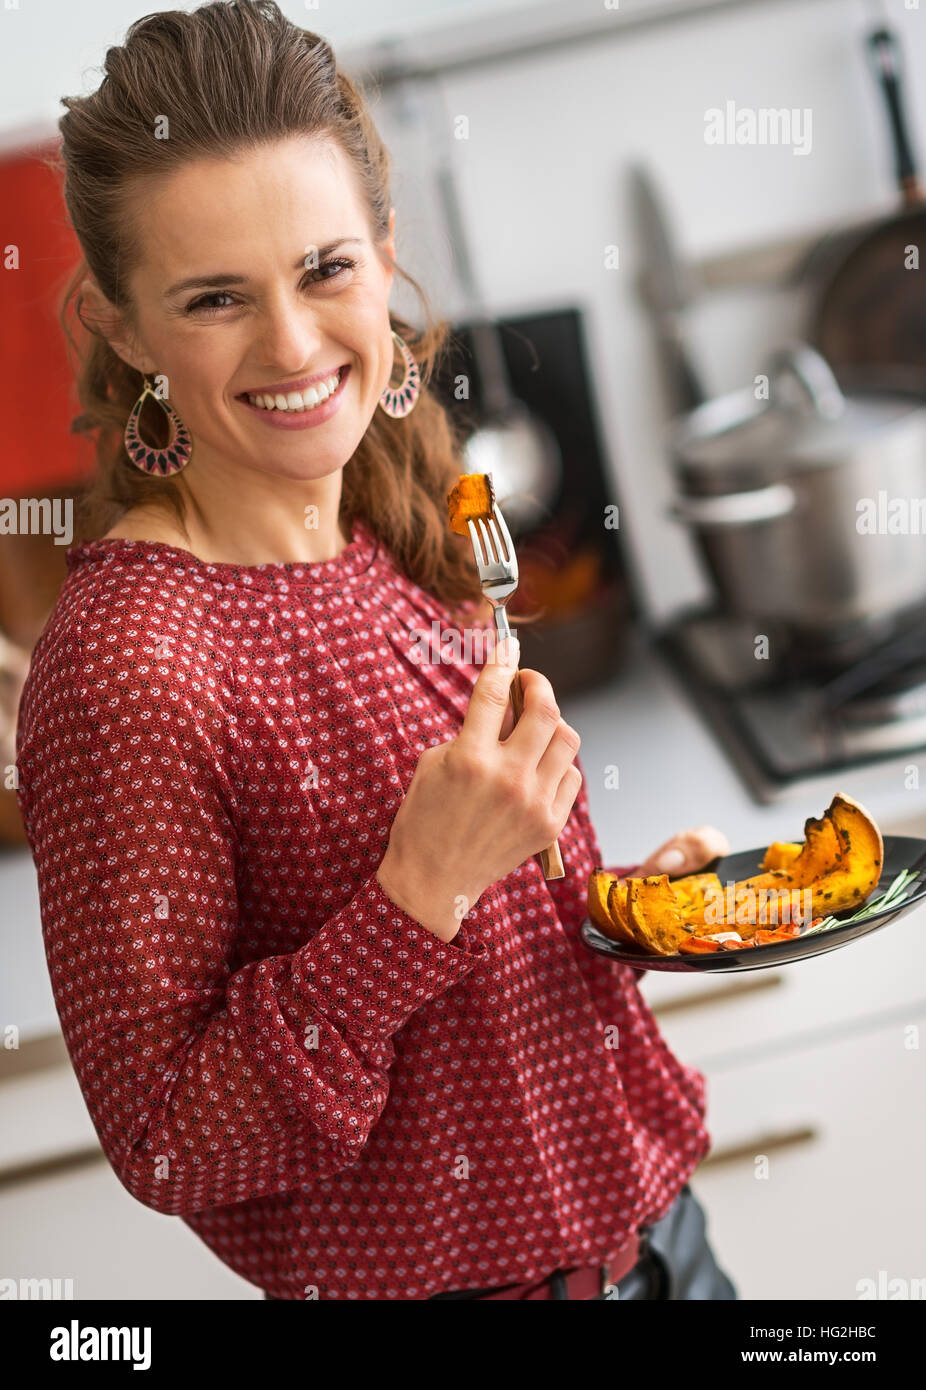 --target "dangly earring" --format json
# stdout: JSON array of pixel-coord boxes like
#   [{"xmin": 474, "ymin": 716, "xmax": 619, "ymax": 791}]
[
  {"xmin": 378, "ymin": 330, "xmax": 420, "ymax": 418},
  {"xmin": 124, "ymin": 373, "xmax": 193, "ymax": 476}
]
